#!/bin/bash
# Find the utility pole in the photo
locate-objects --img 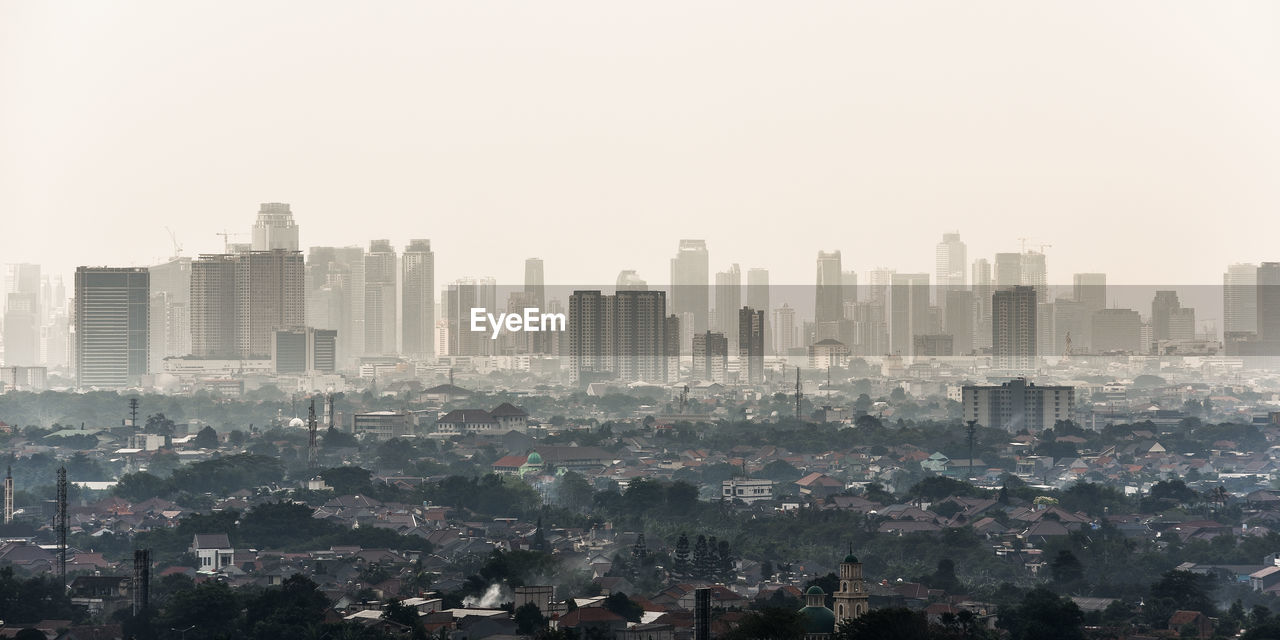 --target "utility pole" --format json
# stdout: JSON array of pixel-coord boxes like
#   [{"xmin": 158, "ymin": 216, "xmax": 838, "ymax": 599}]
[
  {"xmin": 128, "ymin": 398, "xmax": 139, "ymax": 428},
  {"xmin": 794, "ymin": 367, "xmax": 803, "ymax": 421},
  {"xmin": 56, "ymin": 466, "xmax": 67, "ymax": 586},
  {"xmin": 307, "ymin": 397, "xmax": 319, "ymax": 471},
  {"xmin": 965, "ymin": 420, "xmax": 979, "ymax": 480}
]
